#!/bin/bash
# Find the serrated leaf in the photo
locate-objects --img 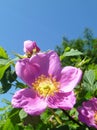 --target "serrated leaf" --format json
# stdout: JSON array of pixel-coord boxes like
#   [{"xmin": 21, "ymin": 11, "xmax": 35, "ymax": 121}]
[
  {"xmin": 19, "ymin": 109, "xmax": 27, "ymax": 120},
  {"xmin": 0, "ymin": 47, "xmax": 8, "ymax": 59},
  {"xmin": 63, "ymin": 49, "xmax": 83, "ymax": 57},
  {"xmin": 83, "ymin": 70, "xmax": 95, "ymax": 85}
]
